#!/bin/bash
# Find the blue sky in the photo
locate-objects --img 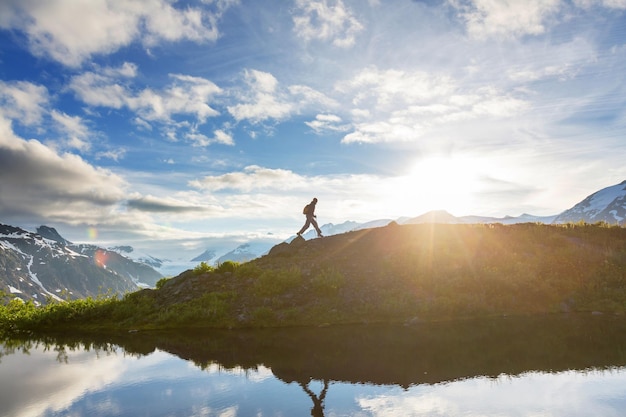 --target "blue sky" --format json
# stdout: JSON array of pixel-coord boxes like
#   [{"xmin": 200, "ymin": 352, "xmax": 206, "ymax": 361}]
[{"xmin": 1, "ymin": 0, "xmax": 625, "ymax": 260}]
